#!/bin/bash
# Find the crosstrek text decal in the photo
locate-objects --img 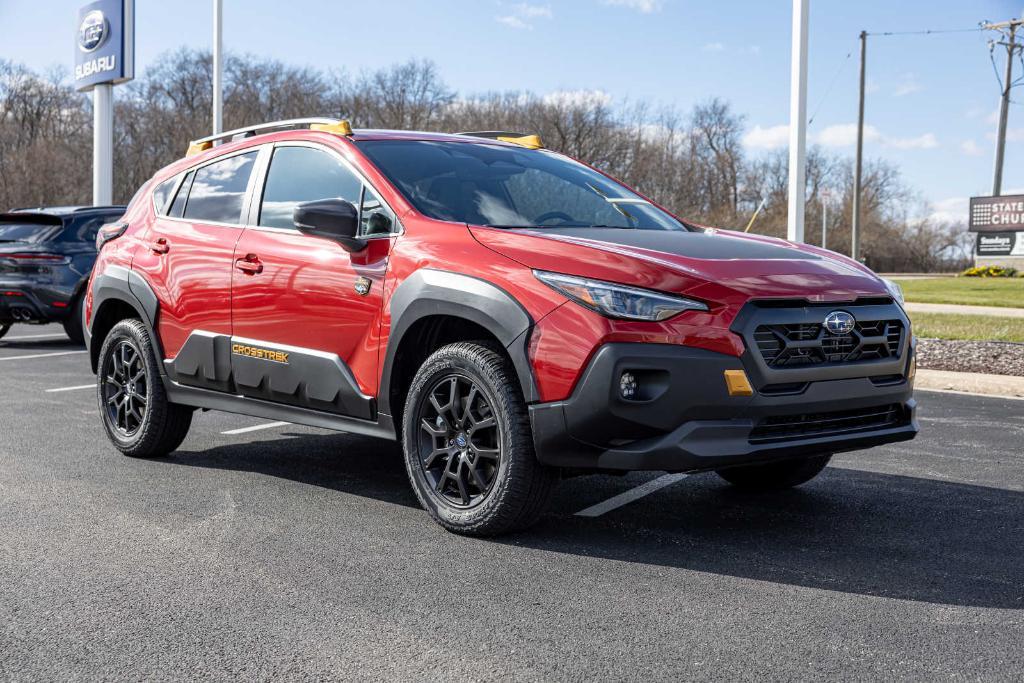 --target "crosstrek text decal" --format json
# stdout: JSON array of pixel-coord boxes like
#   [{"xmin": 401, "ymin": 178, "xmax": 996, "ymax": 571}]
[{"xmin": 232, "ymin": 343, "xmax": 289, "ymax": 364}]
